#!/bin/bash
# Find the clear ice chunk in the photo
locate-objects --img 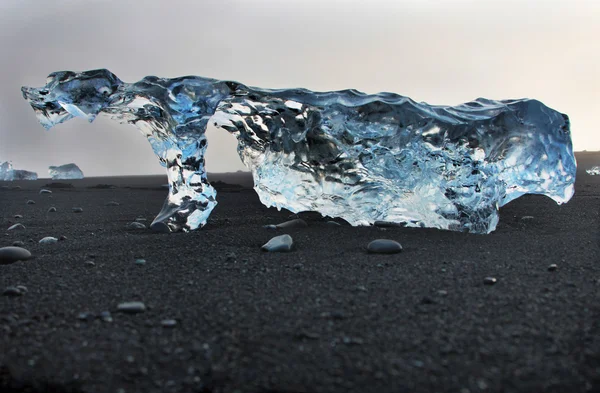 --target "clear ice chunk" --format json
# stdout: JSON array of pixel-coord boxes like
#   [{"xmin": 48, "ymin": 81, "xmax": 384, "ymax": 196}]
[
  {"xmin": 586, "ymin": 166, "xmax": 600, "ymax": 176},
  {"xmin": 0, "ymin": 161, "xmax": 38, "ymax": 181},
  {"xmin": 49, "ymin": 163, "xmax": 84, "ymax": 179},
  {"xmin": 21, "ymin": 69, "xmax": 576, "ymax": 233}
]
